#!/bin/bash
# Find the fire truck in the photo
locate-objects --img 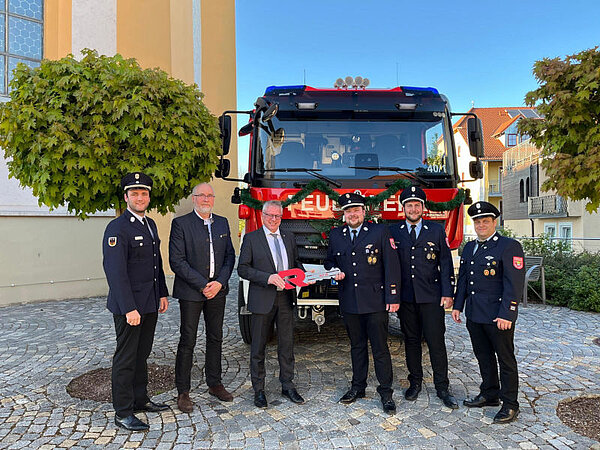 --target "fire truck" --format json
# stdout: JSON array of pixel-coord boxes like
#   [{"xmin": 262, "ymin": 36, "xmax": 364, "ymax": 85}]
[{"xmin": 217, "ymin": 80, "xmax": 484, "ymax": 343}]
